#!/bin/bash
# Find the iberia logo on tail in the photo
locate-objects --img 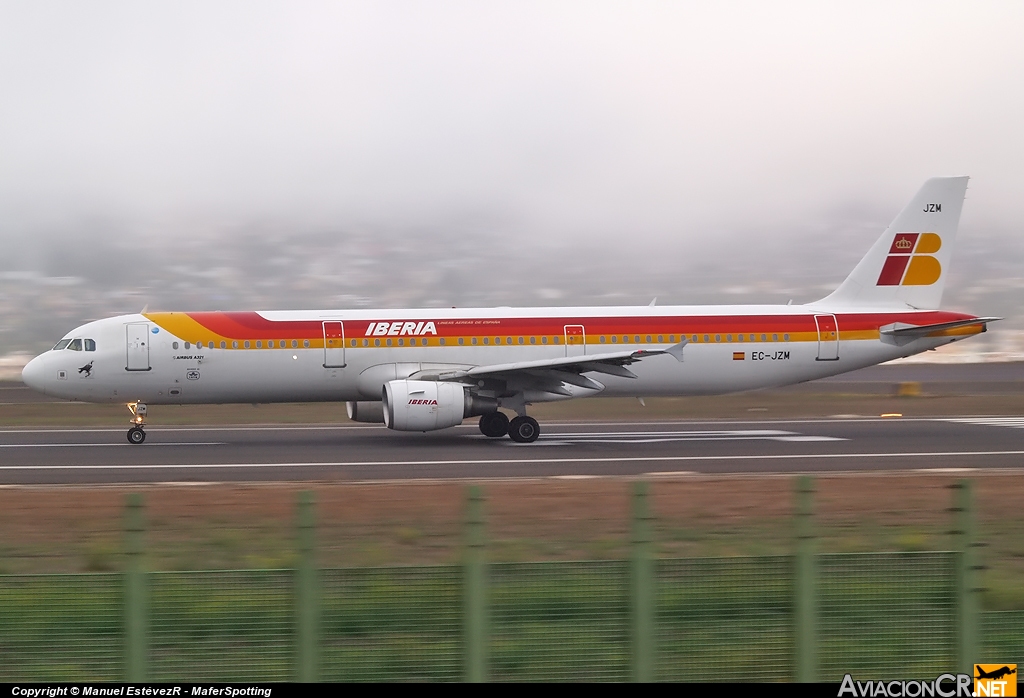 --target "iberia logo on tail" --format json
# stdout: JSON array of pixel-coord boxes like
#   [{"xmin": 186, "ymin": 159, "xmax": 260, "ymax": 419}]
[{"xmin": 877, "ymin": 233, "xmax": 942, "ymax": 286}]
